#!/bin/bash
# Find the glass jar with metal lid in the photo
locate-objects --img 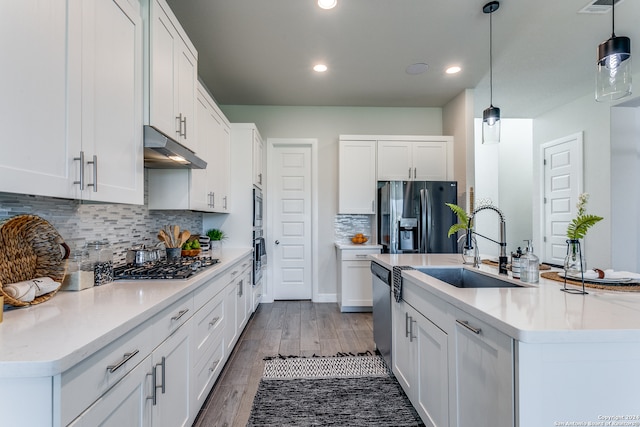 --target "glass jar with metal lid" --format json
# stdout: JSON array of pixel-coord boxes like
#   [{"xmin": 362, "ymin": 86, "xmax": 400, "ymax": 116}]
[{"xmin": 86, "ymin": 240, "xmax": 113, "ymax": 285}]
